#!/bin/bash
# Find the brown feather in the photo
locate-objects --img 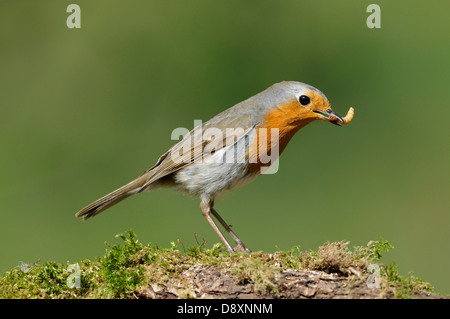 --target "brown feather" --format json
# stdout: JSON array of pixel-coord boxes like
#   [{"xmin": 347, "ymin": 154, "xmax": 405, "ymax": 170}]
[{"xmin": 75, "ymin": 174, "xmax": 149, "ymax": 220}]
